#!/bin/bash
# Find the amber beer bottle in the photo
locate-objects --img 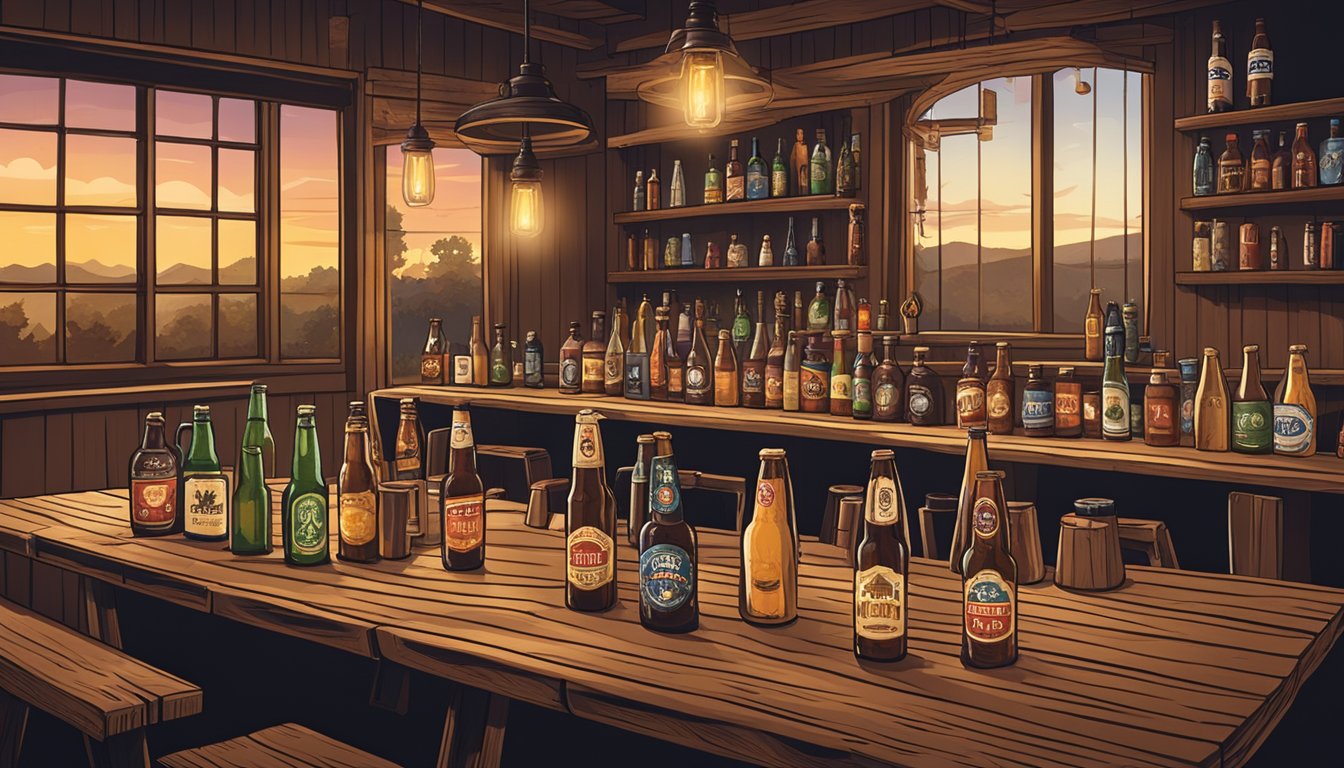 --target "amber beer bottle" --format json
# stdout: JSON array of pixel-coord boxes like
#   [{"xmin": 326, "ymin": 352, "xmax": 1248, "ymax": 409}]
[
  {"xmin": 873, "ymin": 337, "xmax": 905, "ymax": 423},
  {"xmin": 713, "ymin": 329, "xmax": 739, "ymax": 407},
  {"xmin": 338, "ymin": 412, "xmax": 379, "ymax": 563},
  {"xmin": 421, "ymin": 317, "xmax": 446, "ymax": 384},
  {"xmin": 986, "ymin": 342, "xmax": 1014, "ymax": 434},
  {"xmin": 559, "ymin": 322, "xmax": 583, "ymax": 394},
  {"xmin": 742, "ymin": 293, "xmax": 769, "ymax": 408},
  {"xmin": 664, "ymin": 307, "xmax": 685, "ymax": 403},
  {"xmin": 566, "ymin": 410, "xmax": 617, "ymax": 611},
  {"xmin": 640, "ymin": 433, "xmax": 698, "ymax": 633},
  {"xmin": 649, "ymin": 307, "xmax": 671, "ymax": 400},
  {"xmin": 1054, "ymin": 367, "xmax": 1083, "ymax": 438},
  {"xmin": 684, "ymin": 299, "xmax": 713, "ymax": 406},
  {"xmin": 961, "ymin": 470, "xmax": 1018, "ymax": 669},
  {"xmin": 830, "ymin": 333, "xmax": 853, "ymax": 417},
  {"xmin": 782, "ymin": 330, "xmax": 800, "ymax": 412},
  {"xmin": 440, "ymin": 407, "xmax": 485, "ymax": 571},
  {"xmin": 600, "ymin": 306, "xmax": 626, "ymax": 396},
  {"xmin": 854, "ymin": 449, "xmax": 909, "ymax": 661},
  {"xmin": 799, "ymin": 334, "xmax": 830, "ymax": 413},
  {"xmin": 956, "ymin": 343, "xmax": 987, "ymax": 429},
  {"xmin": 740, "ymin": 448, "xmax": 798, "ymax": 626},
  {"xmin": 764, "ymin": 292, "xmax": 788, "ymax": 409},
  {"xmin": 1144, "ymin": 372, "xmax": 1181, "ymax": 447},
  {"xmin": 1083, "ymin": 289, "xmax": 1104, "ymax": 362},
  {"xmin": 392, "ymin": 398, "xmax": 424, "ymax": 480},
  {"xmin": 1274, "ymin": 344, "xmax": 1316, "ymax": 456},
  {"xmin": 906, "ymin": 346, "xmax": 944, "ymax": 426},
  {"xmin": 469, "ymin": 315, "xmax": 489, "ymax": 387},
  {"xmin": 628, "ymin": 434, "xmax": 656, "ymax": 546},
  {"xmin": 582, "ymin": 311, "xmax": 607, "ymax": 394},
  {"xmin": 949, "ymin": 427, "xmax": 989, "ymax": 575},
  {"xmin": 1194, "ymin": 347, "xmax": 1230, "ymax": 452},
  {"xmin": 1232, "ymin": 345, "xmax": 1273, "ymax": 454},
  {"xmin": 130, "ymin": 412, "xmax": 182, "ymax": 537}
]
